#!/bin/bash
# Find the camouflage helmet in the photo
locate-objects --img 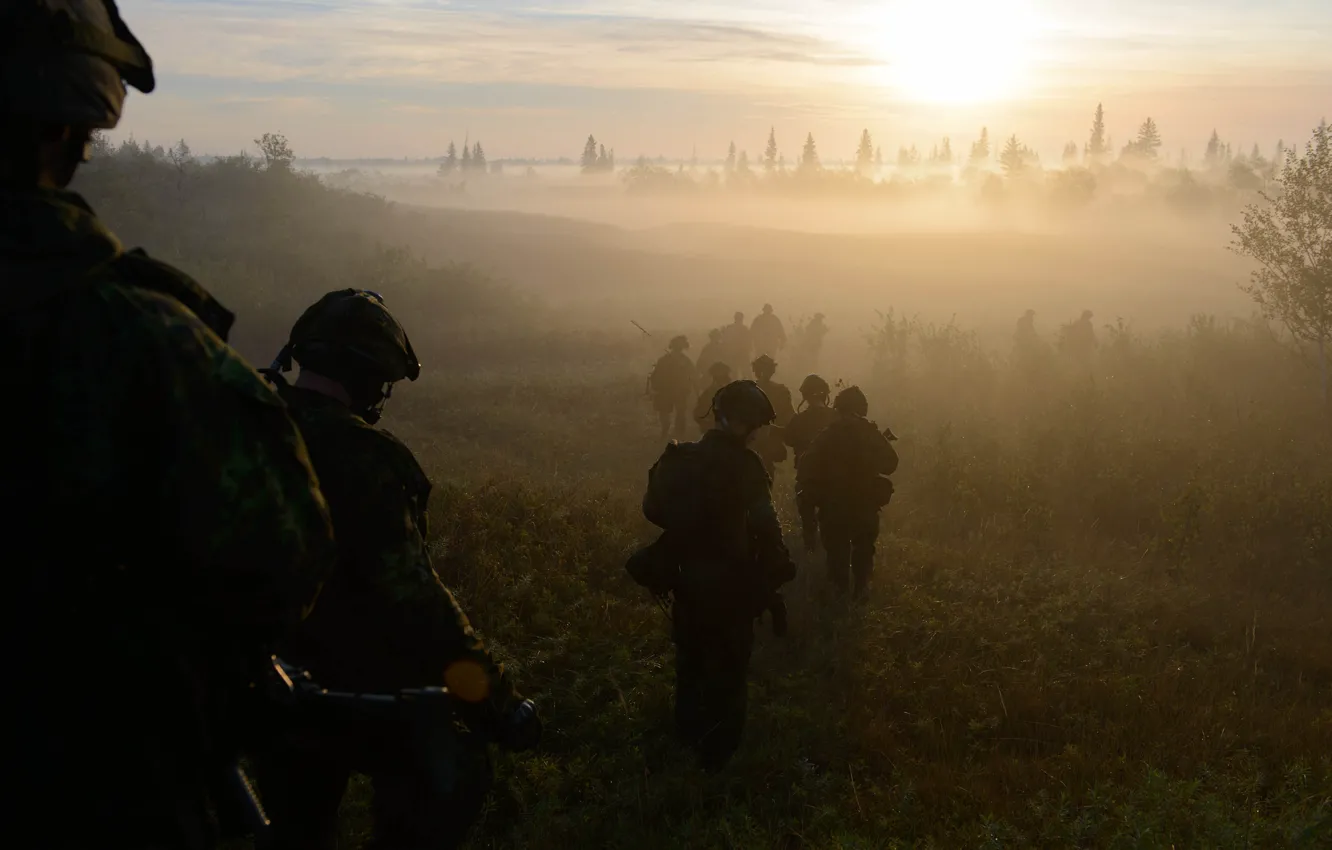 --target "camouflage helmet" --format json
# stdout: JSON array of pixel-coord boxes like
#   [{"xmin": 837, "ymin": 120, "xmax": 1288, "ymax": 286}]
[
  {"xmin": 669, "ymin": 334, "xmax": 689, "ymax": 351},
  {"xmin": 833, "ymin": 385, "xmax": 869, "ymax": 417},
  {"xmin": 707, "ymin": 361, "xmax": 732, "ymax": 380},
  {"xmin": 1, "ymin": 0, "xmax": 155, "ymax": 129},
  {"xmin": 751, "ymin": 354, "xmax": 777, "ymax": 375},
  {"xmin": 712, "ymin": 380, "xmax": 776, "ymax": 428},
  {"xmin": 278, "ymin": 289, "xmax": 420, "ymax": 384},
  {"xmin": 708, "ymin": 328, "xmax": 722, "ymax": 341},
  {"xmin": 799, "ymin": 374, "xmax": 830, "ymax": 397}
]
